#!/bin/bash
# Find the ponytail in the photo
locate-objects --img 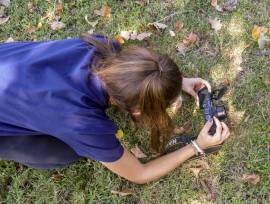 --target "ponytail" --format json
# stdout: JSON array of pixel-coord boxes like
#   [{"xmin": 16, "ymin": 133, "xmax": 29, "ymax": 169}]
[{"xmin": 81, "ymin": 33, "xmax": 182, "ymax": 153}]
